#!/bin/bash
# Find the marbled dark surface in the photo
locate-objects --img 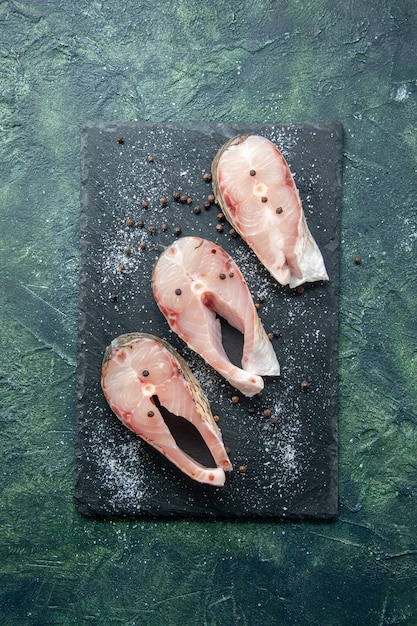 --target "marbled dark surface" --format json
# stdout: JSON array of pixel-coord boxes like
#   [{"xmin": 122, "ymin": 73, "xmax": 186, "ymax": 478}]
[{"xmin": 0, "ymin": 1, "xmax": 416, "ymax": 624}]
